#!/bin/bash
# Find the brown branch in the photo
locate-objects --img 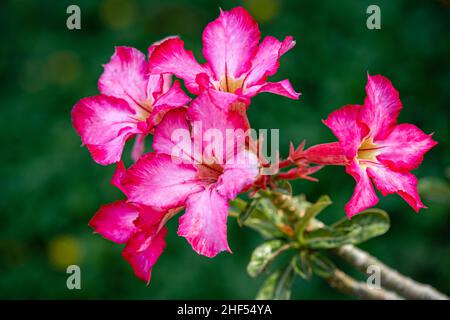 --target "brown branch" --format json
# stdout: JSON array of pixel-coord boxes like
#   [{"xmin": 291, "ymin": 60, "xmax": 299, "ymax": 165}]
[
  {"xmin": 333, "ymin": 244, "xmax": 449, "ymax": 300},
  {"xmin": 325, "ymin": 269, "xmax": 403, "ymax": 300}
]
